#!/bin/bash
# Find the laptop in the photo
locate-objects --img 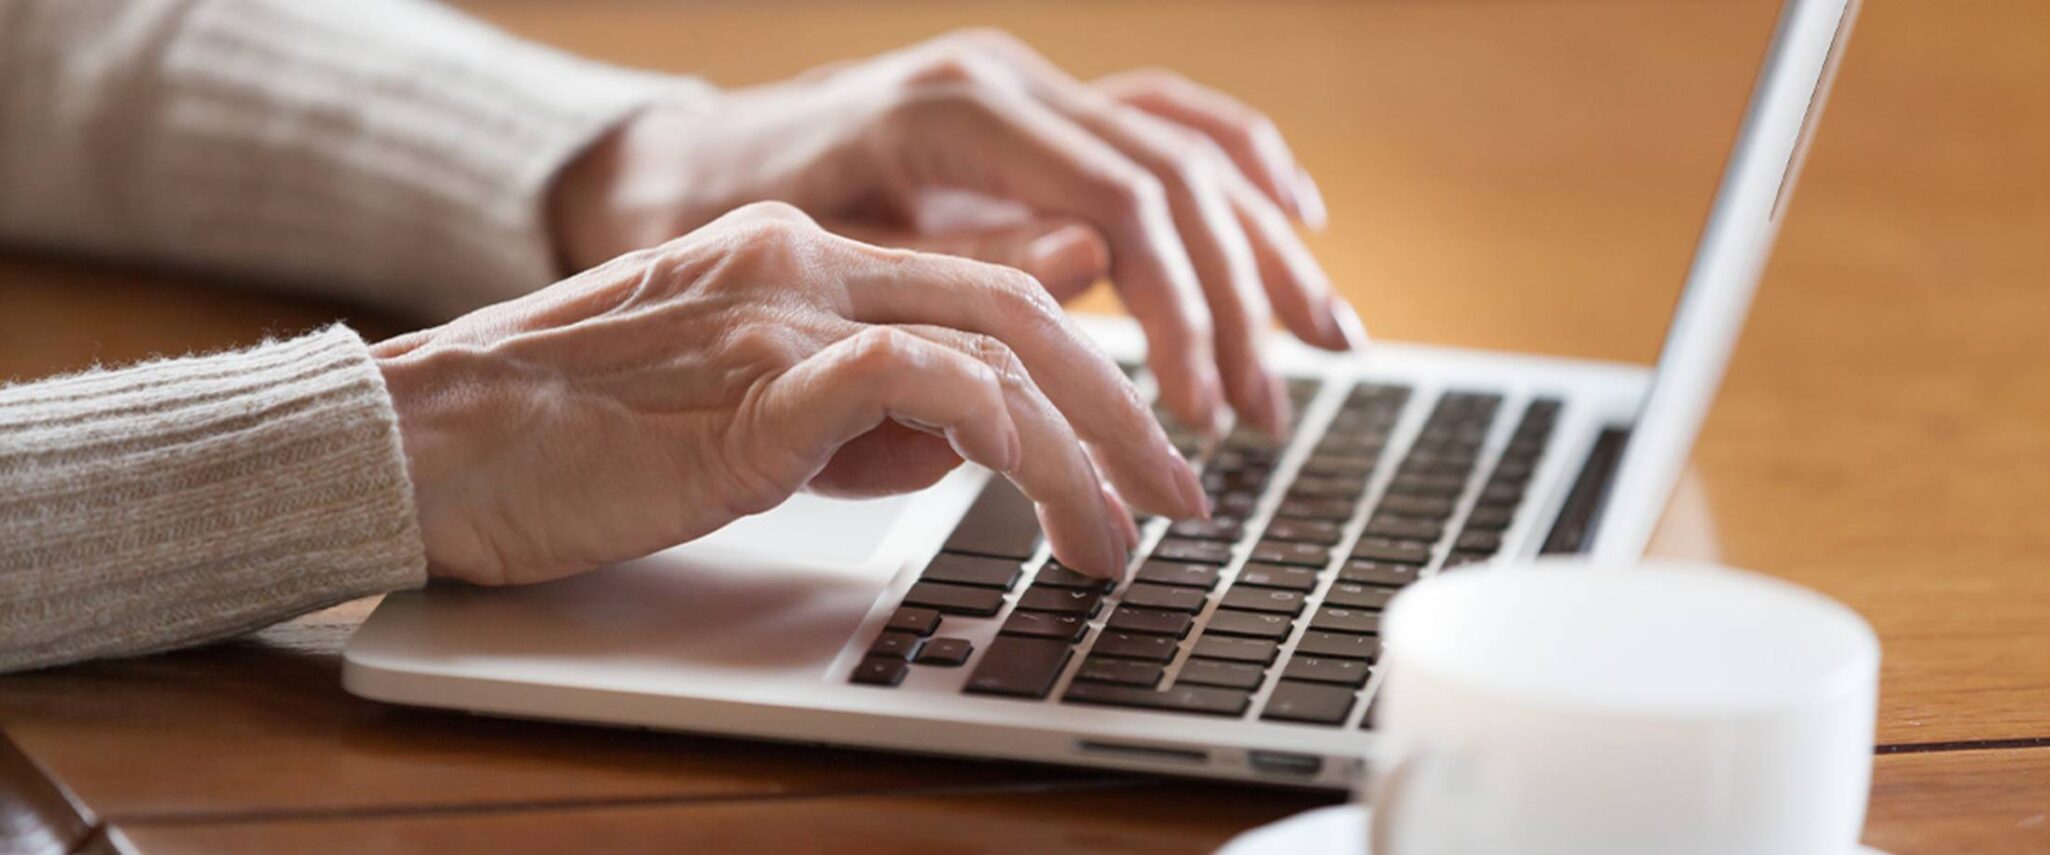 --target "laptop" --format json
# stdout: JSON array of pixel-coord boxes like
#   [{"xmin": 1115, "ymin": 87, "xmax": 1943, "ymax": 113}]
[{"xmin": 344, "ymin": 0, "xmax": 1857, "ymax": 791}]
